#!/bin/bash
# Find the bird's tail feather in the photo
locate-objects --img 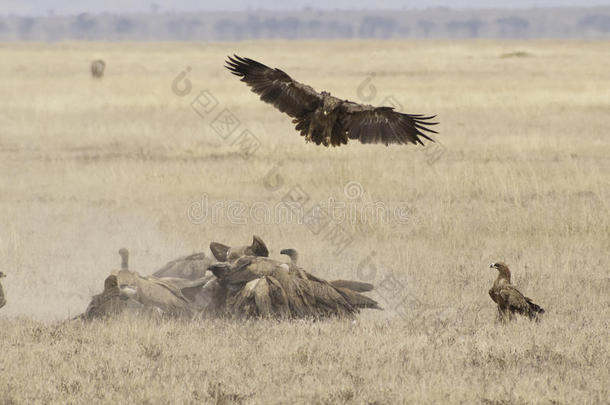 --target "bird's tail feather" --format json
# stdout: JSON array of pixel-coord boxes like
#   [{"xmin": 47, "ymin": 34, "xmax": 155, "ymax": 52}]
[
  {"xmin": 529, "ymin": 301, "xmax": 545, "ymax": 314},
  {"xmin": 330, "ymin": 280, "xmax": 374, "ymax": 293},
  {"xmin": 526, "ymin": 298, "xmax": 545, "ymax": 321}
]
